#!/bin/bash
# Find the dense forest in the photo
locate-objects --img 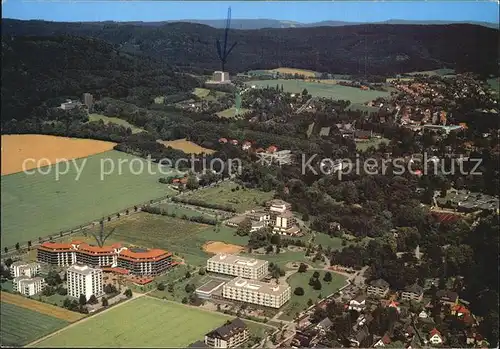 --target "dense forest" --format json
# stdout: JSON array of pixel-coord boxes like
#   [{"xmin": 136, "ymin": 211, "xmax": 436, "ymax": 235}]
[
  {"xmin": 1, "ymin": 35, "xmax": 200, "ymax": 123},
  {"xmin": 2, "ymin": 19, "xmax": 498, "ymax": 76}
]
